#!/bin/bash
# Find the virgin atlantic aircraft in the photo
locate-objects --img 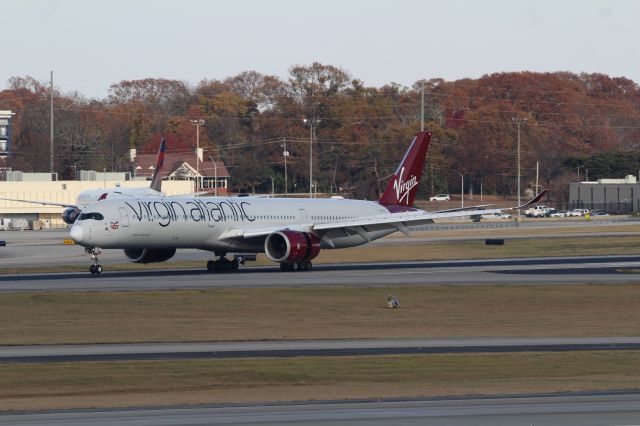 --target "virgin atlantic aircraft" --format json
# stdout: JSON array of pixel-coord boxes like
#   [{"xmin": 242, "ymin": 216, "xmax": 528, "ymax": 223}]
[{"xmin": 69, "ymin": 131, "xmax": 545, "ymax": 274}]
